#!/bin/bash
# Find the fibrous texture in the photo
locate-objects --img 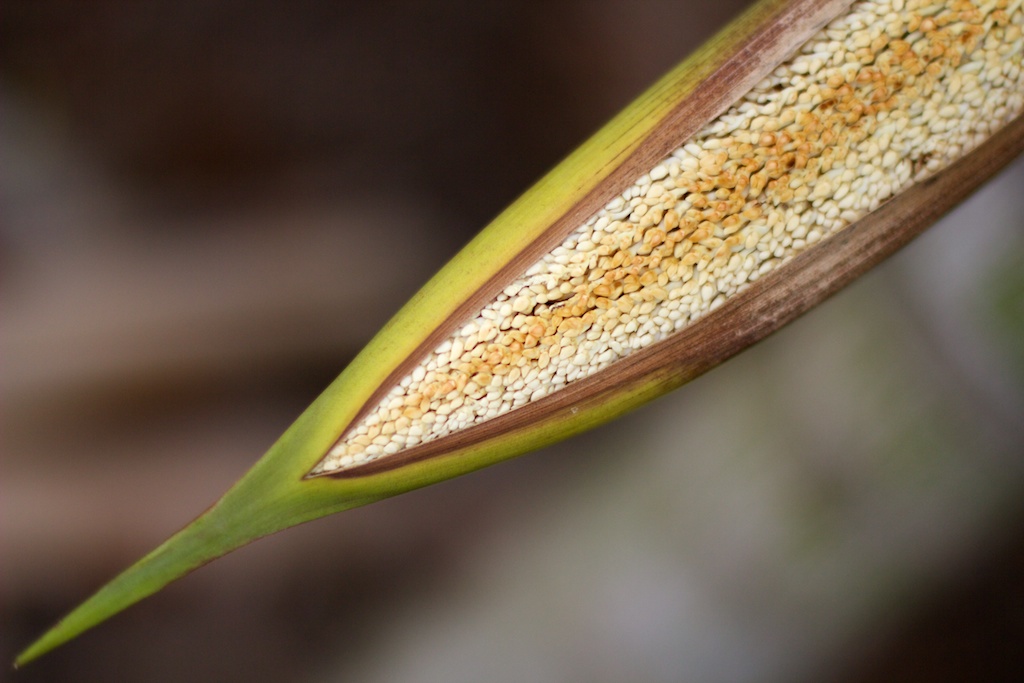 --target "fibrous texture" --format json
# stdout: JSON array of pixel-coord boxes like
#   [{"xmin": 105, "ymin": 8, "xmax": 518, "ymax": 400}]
[{"xmin": 313, "ymin": 0, "xmax": 1023, "ymax": 475}]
